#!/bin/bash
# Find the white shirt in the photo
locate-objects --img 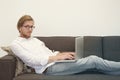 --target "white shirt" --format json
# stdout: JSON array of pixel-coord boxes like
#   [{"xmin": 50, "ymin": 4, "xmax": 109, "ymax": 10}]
[{"xmin": 10, "ymin": 37, "xmax": 59, "ymax": 74}]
